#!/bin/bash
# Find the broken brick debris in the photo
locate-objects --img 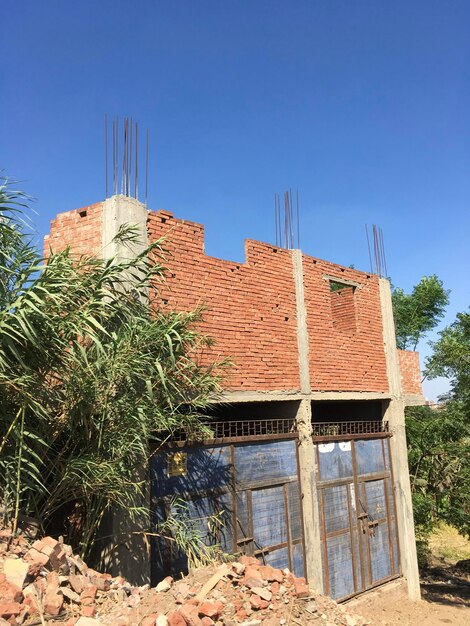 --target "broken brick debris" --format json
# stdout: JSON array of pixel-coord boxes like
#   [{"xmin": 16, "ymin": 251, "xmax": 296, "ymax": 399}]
[{"xmin": 0, "ymin": 527, "xmax": 368, "ymax": 626}]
